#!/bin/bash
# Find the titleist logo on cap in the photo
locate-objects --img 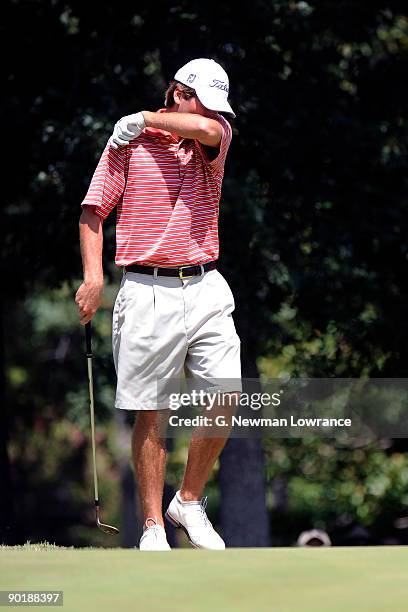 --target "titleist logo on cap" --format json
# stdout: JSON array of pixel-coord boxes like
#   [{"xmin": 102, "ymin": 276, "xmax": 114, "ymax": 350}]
[{"xmin": 209, "ymin": 79, "xmax": 229, "ymax": 93}]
